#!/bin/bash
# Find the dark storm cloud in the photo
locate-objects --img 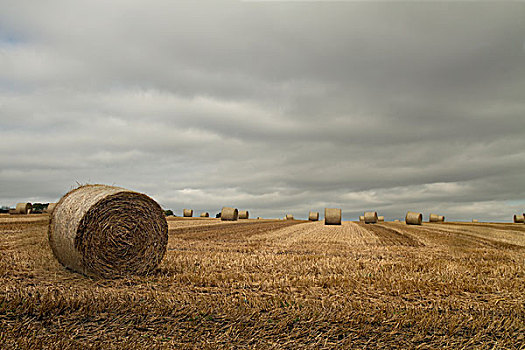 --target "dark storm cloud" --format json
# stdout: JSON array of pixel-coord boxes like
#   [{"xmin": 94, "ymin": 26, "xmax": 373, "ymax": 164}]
[{"xmin": 1, "ymin": 1, "xmax": 524, "ymax": 221}]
